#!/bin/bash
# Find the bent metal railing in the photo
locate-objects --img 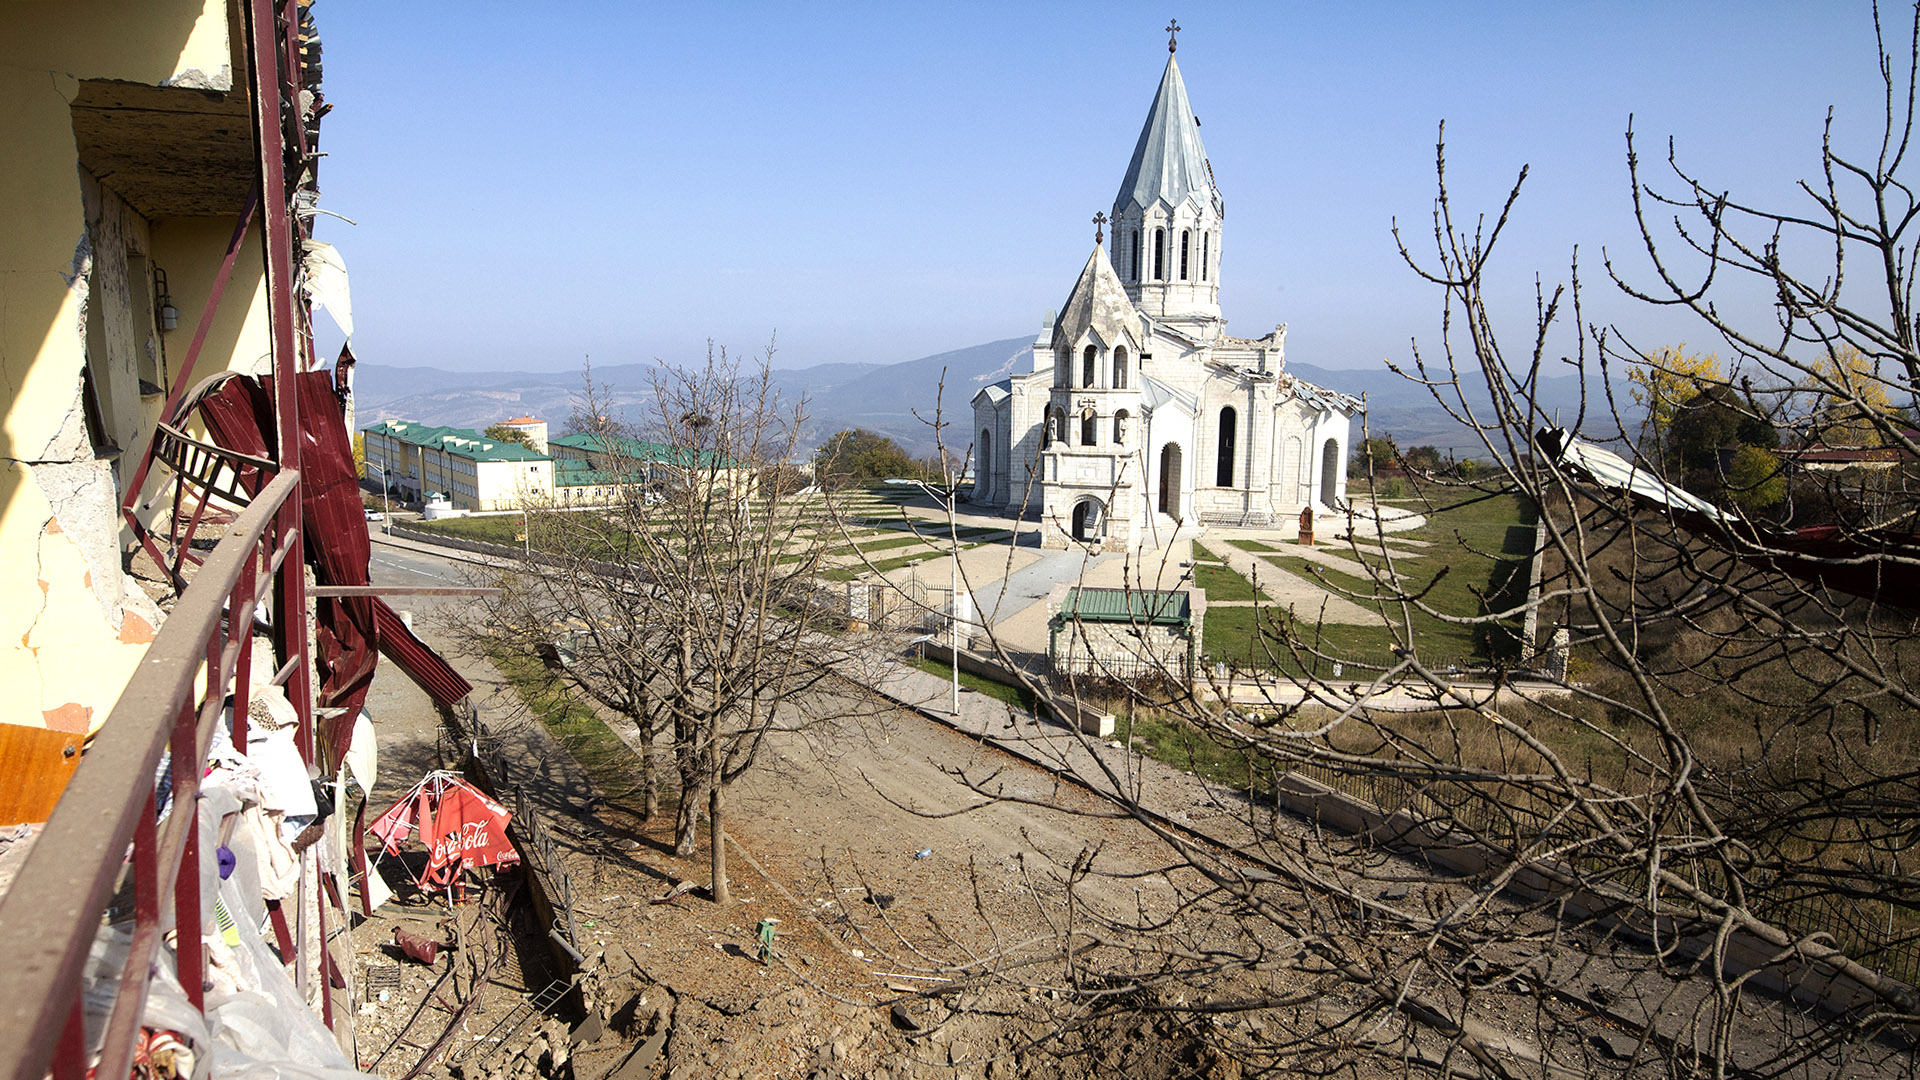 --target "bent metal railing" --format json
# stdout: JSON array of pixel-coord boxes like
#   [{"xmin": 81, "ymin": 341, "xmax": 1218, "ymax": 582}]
[{"xmin": 0, "ymin": 470, "xmax": 301, "ymax": 1080}]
